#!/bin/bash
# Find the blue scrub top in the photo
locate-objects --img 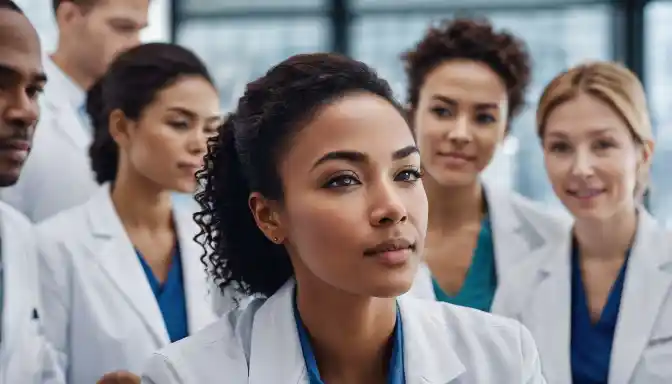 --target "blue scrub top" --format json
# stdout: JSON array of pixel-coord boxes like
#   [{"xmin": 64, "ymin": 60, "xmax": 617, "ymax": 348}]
[
  {"xmin": 570, "ymin": 240, "xmax": 630, "ymax": 384},
  {"xmin": 293, "ymin": 293, "xmax": 405, "ymax": 384},
  {"xmin": 136, "ymin": 245, "xmax": 189, "ymax": 343},
  {"xmin": 432, "ymin": 216, "xmax": 497, "ymax": 312}
]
